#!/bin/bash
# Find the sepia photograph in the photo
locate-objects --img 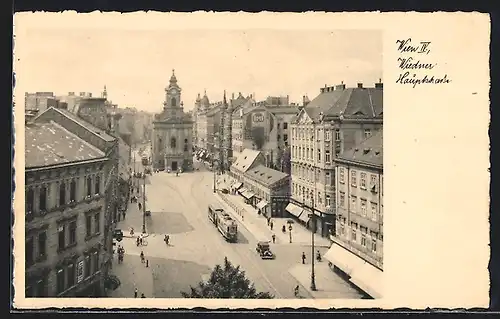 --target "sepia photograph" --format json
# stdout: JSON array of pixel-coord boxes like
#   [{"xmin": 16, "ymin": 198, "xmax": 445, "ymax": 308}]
[
  {"xmin": 18, "ymin": 22, "xmax": 383, "ymax": 300},
  {"xmin": 13, "ymin": 12, "xmax": 490, "ymax": 310}
]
